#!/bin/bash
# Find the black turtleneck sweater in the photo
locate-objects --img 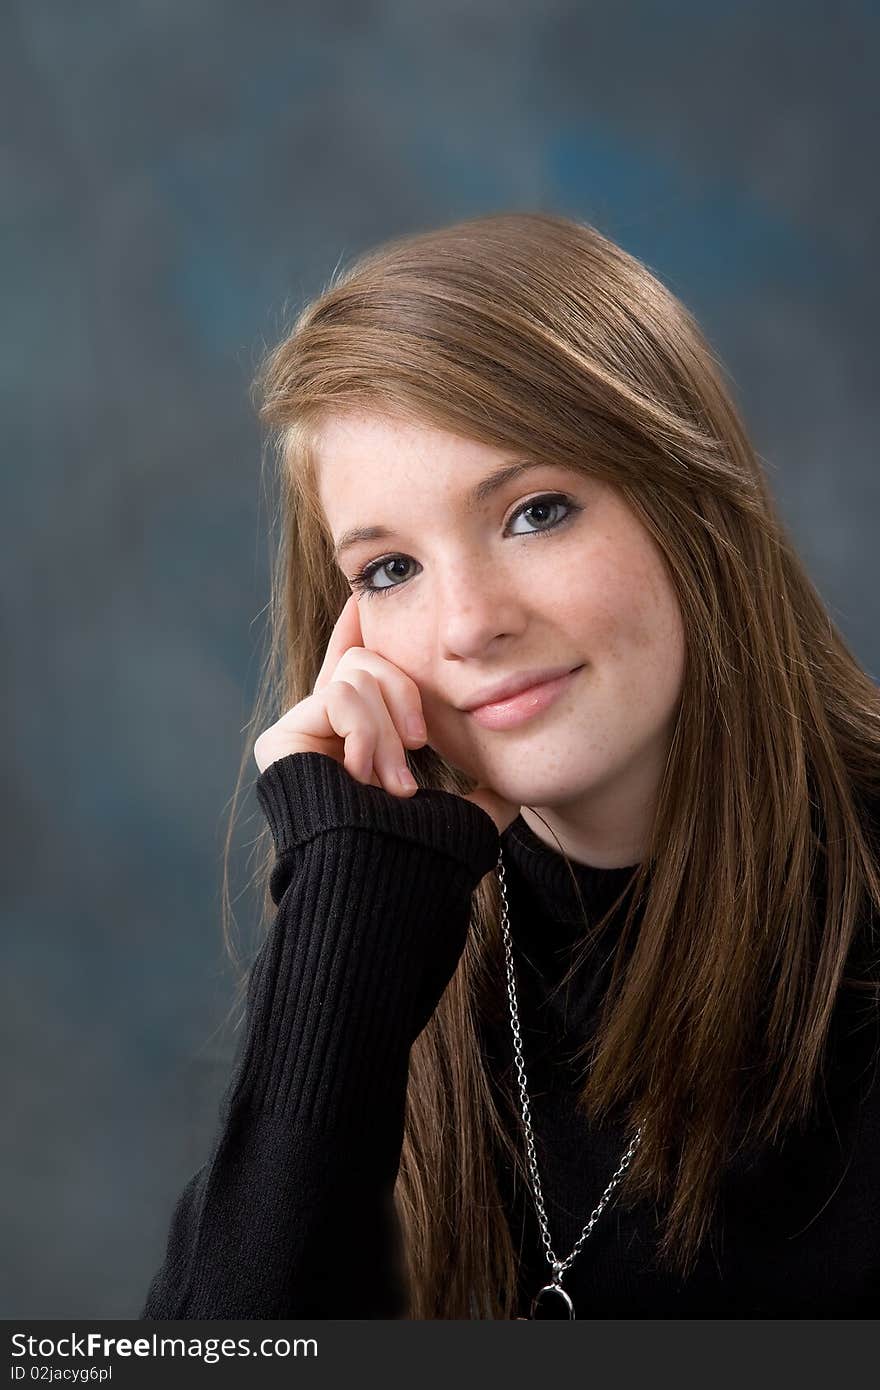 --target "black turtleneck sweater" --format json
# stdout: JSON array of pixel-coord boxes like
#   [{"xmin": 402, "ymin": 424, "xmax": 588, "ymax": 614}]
[{"xmin": 140, "ymin": 752, "xmax": 880, "ymax": 1319}]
